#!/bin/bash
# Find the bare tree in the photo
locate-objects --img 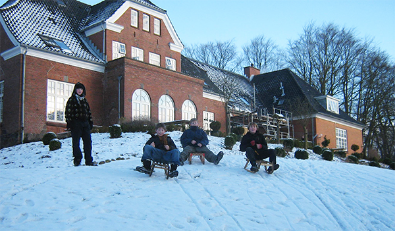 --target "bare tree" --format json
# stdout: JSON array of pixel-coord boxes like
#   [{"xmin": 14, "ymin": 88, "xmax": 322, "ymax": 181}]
[
  {"xmin": 242, "ymin": 35, "xmax": 278, "ymax": 73},
  {"xmin": 288, "ymin": 97, "xmax": 315, "ymax": 149}
]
